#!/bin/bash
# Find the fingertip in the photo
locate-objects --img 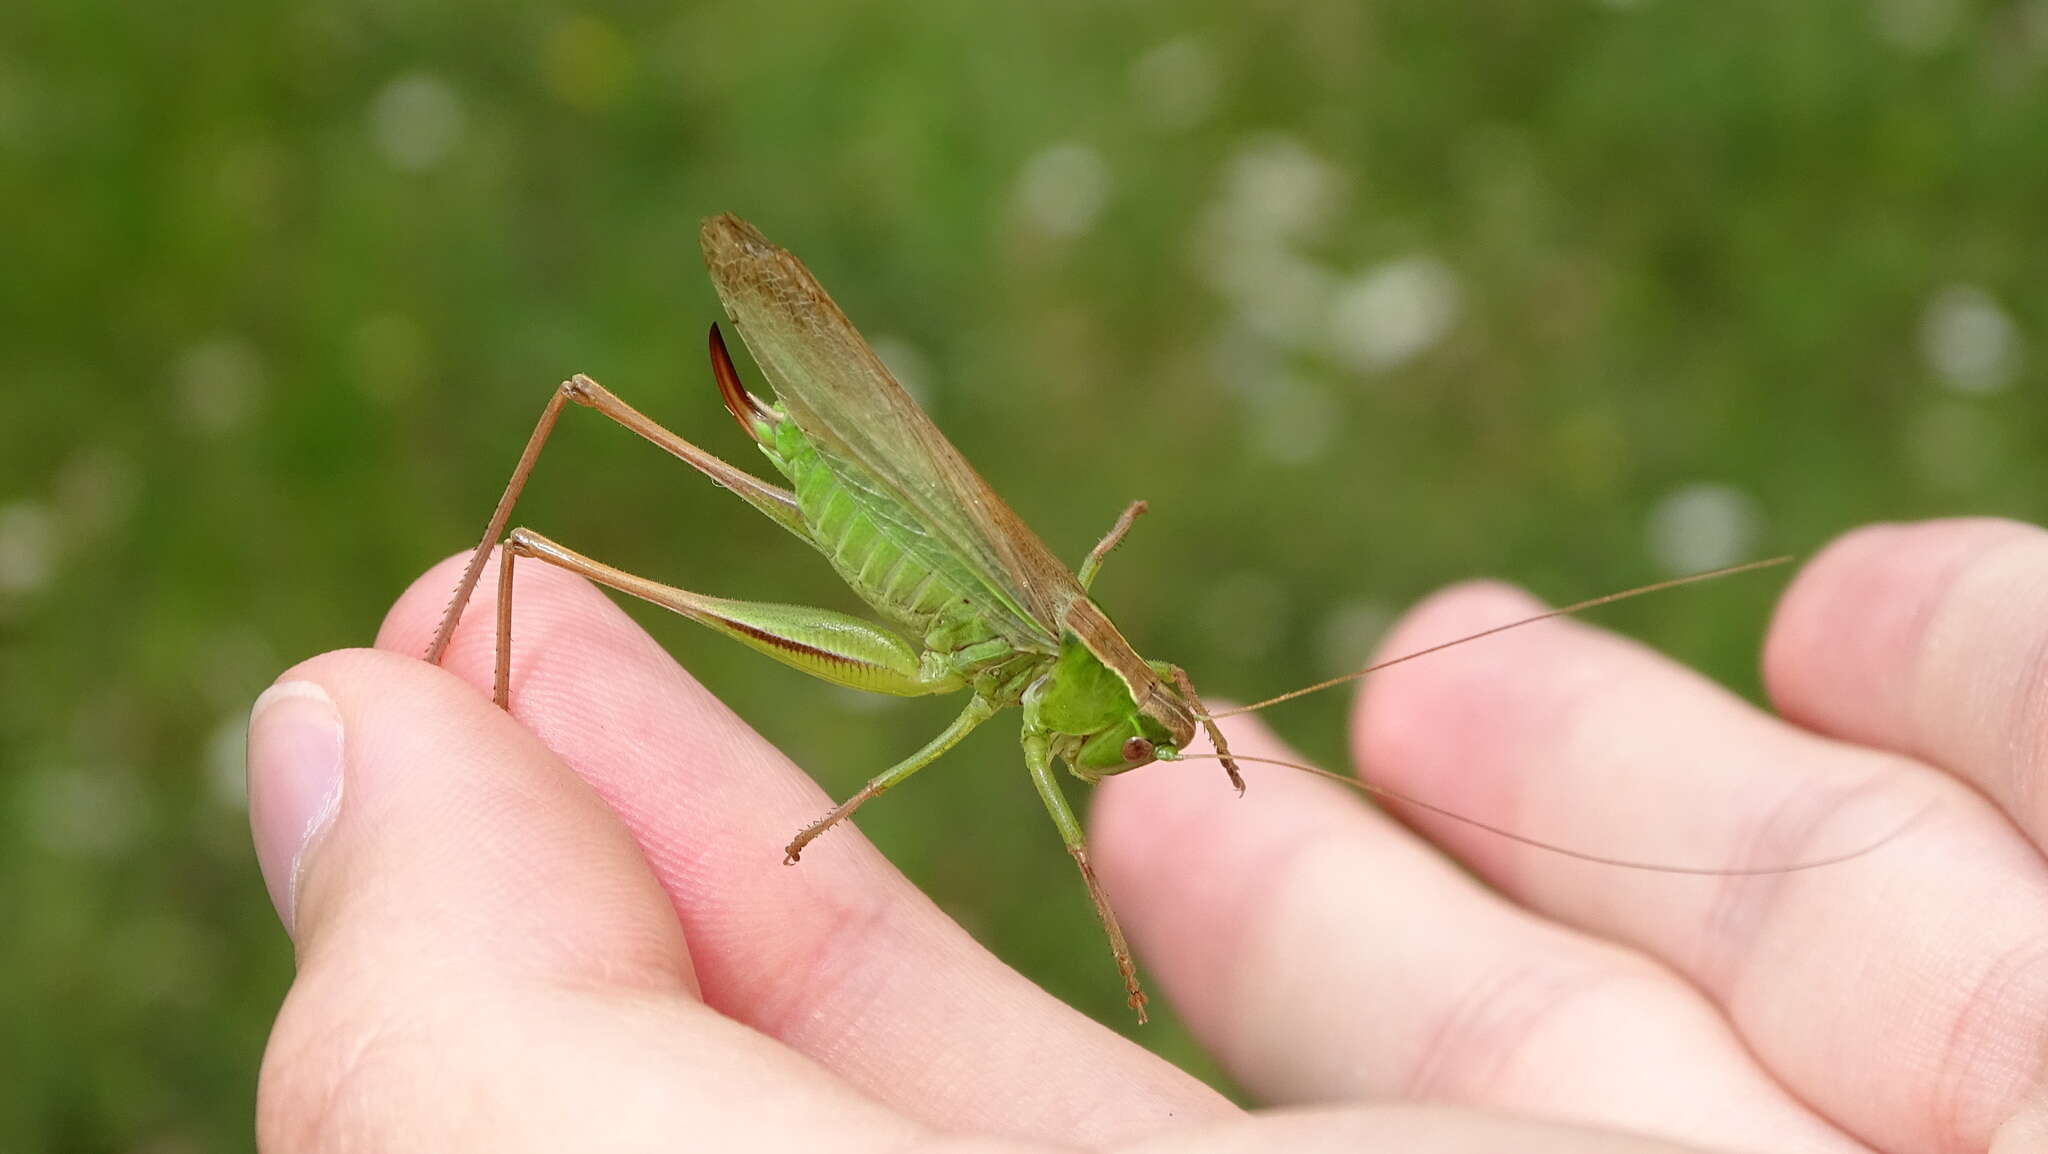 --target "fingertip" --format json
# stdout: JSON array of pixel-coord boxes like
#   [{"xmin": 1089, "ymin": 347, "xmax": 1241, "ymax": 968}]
[
  {"xmin": 374, "ymin": 550, "xmax": 478, "ymax": 654},
  {"xmin": 248, "ymin": 676, "xmax": 347, "ymax": 932},
  {"xmin": 375, "ymin": 547, "xmax": 687, "ymax": 723},
  {"xmin": 1365, "ymin": 578, "xmax": 1554, "ymax": 711},
  {"xmin": 377, "ymin": 547, "xmax": 616, "ymax": 659},
  {"xmin": 259, "ymin": 646, "xmax": 695, "ymax": 995},
  {"xmin": 1761, "ymin": 518, "xmax": 2035, "ymax": 731},
  {"xmin": 376, "ymin": 546, "xmax": 618, "ymax": 645},
  {"xmin": 1403, "ymin": 578, "xmax": 1551, "ymax": 628},
  {"xmin": 1760, "ymin": 522, "xmax": 1910, "ymax": 711},
  {"xmin": 1351, "ymin": 579, "xmax": 1552, "ymax": 802}
]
